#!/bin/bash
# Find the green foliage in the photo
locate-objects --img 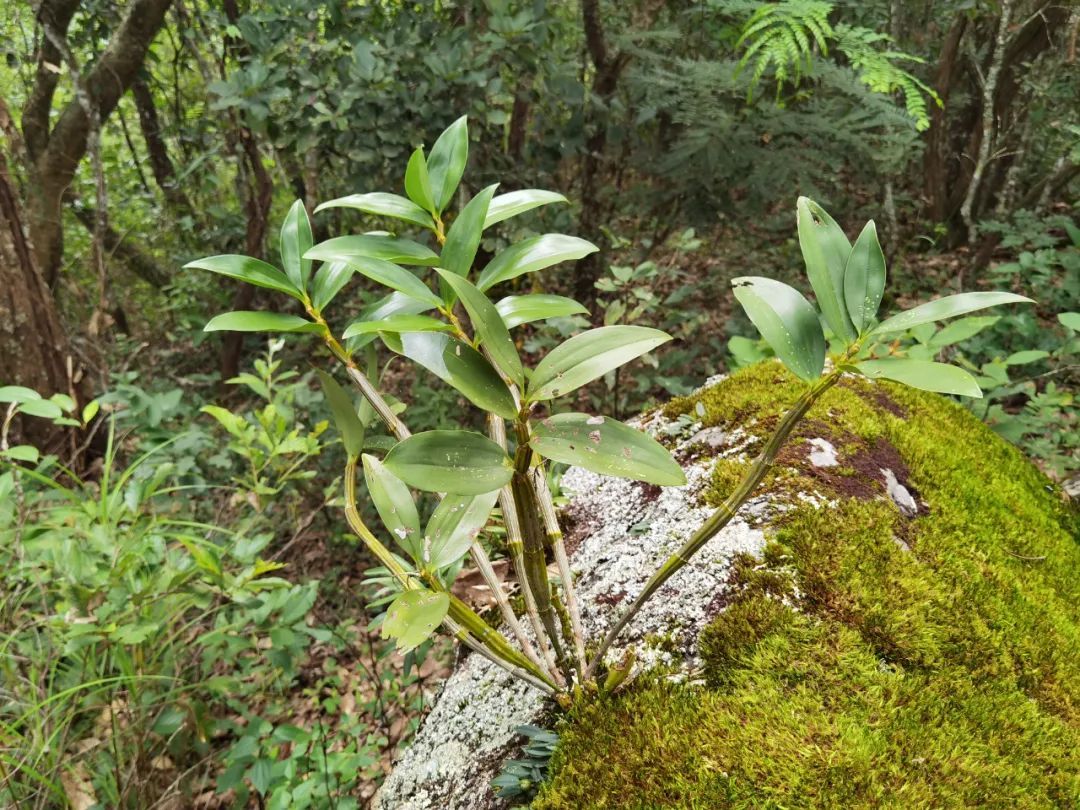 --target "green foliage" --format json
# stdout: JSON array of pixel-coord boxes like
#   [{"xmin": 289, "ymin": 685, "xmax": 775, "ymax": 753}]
[{"xmin": 492, "ymin": 724, "xmax": 560, "ymax": 805}]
